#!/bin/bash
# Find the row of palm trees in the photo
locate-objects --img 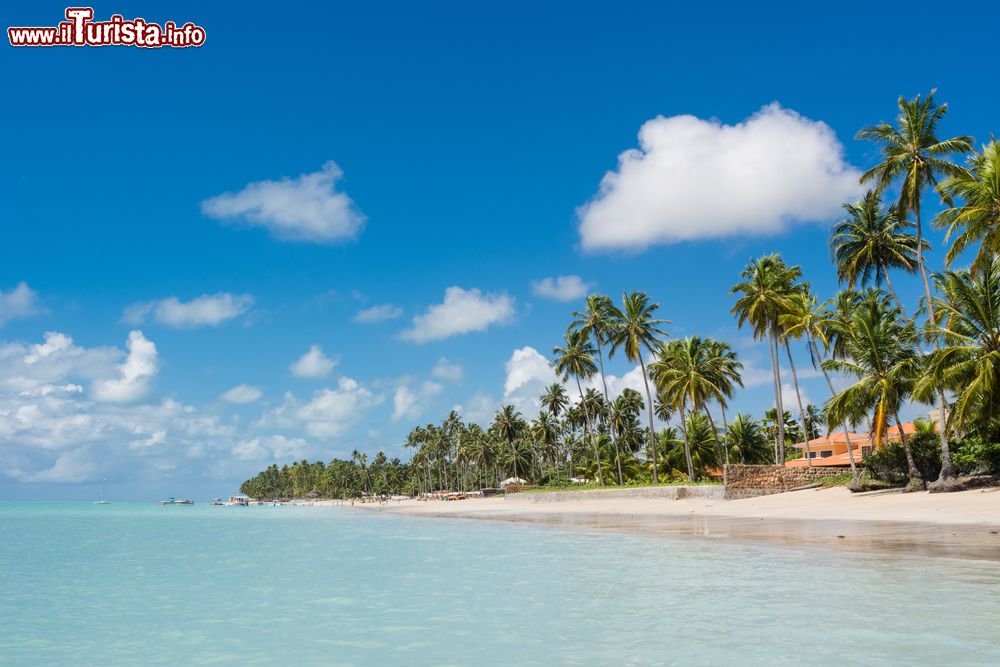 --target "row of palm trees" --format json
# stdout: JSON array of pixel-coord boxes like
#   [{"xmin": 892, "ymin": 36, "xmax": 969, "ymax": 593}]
[{"xmin": 241, "ymin": 90, "xmax": 999, "ymax": 496}]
